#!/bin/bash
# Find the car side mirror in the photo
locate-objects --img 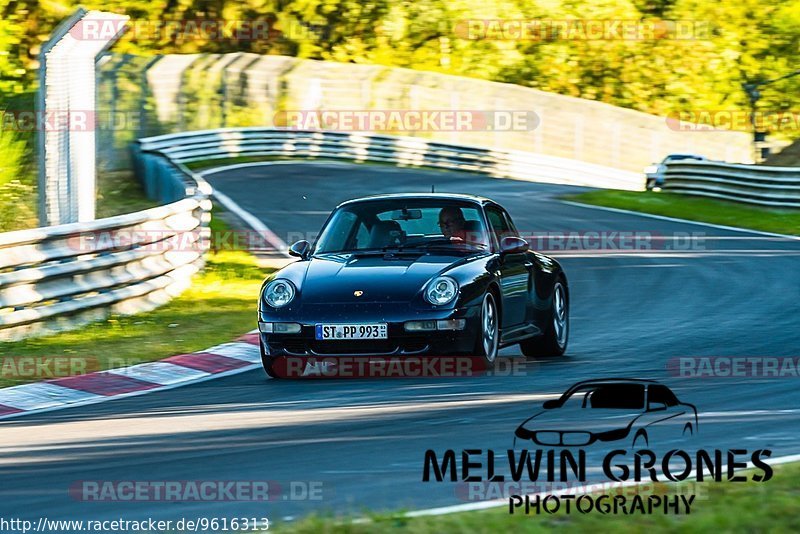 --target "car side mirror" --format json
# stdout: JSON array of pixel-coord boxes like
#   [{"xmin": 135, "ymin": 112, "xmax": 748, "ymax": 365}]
[
  {"xmin": 288, "ymin": 240, "xmax": 311, "ymax": 259},
  {"xmin": 648, "ymin": 401, "xmax": 667, "ymax": 412},
  {"xmin": 543, "ymin": 399, "xmax": 559, "ymax": 409},
  {"xmin": 500, "ymin": 236, "xmax": 529, "ymax": 254}
]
